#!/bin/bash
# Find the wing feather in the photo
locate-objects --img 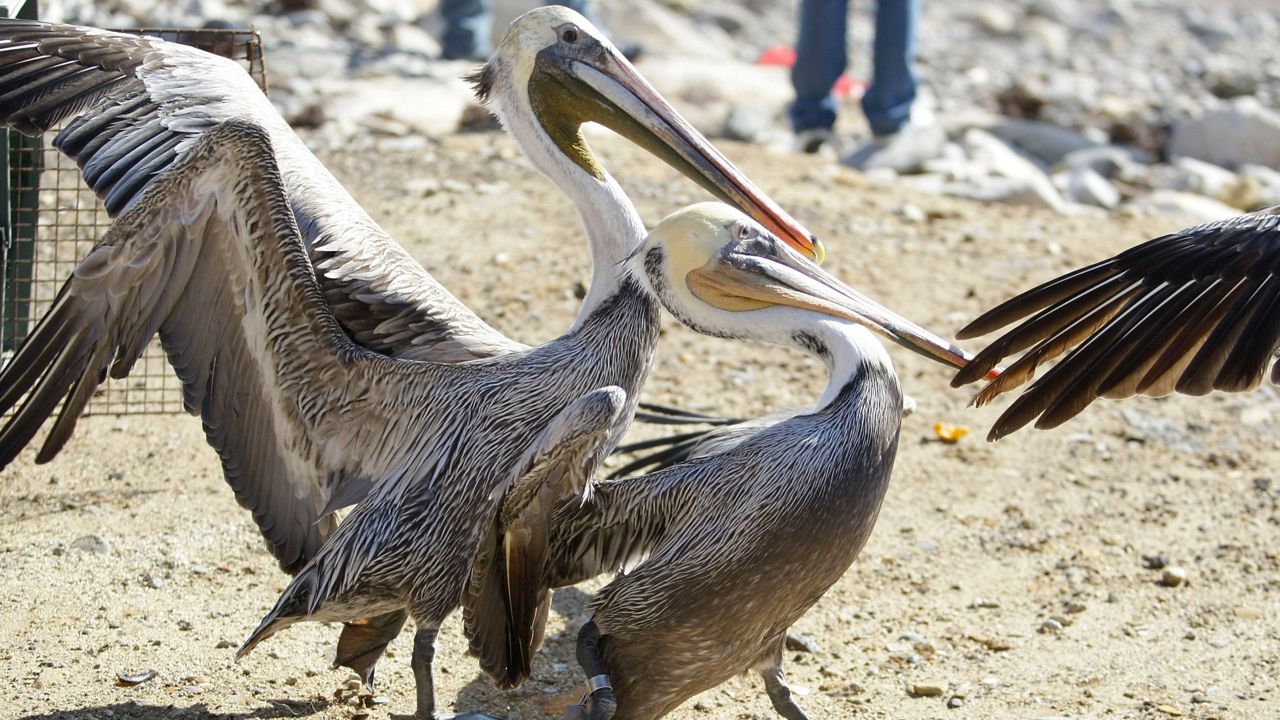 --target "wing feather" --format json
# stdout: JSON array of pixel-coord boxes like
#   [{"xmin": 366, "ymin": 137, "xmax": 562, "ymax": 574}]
[{"xmin": 959, "ymin": 207, "xmax": 1280, "ymax": 438}]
